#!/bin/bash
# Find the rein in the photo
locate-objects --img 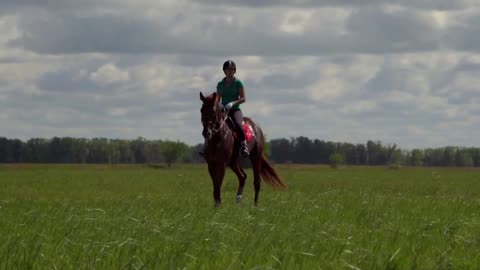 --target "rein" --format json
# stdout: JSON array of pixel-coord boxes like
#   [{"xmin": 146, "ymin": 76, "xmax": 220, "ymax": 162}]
[{"xmin": 211, "ymin": 108, "xmax": 230, "ymax": 135}]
